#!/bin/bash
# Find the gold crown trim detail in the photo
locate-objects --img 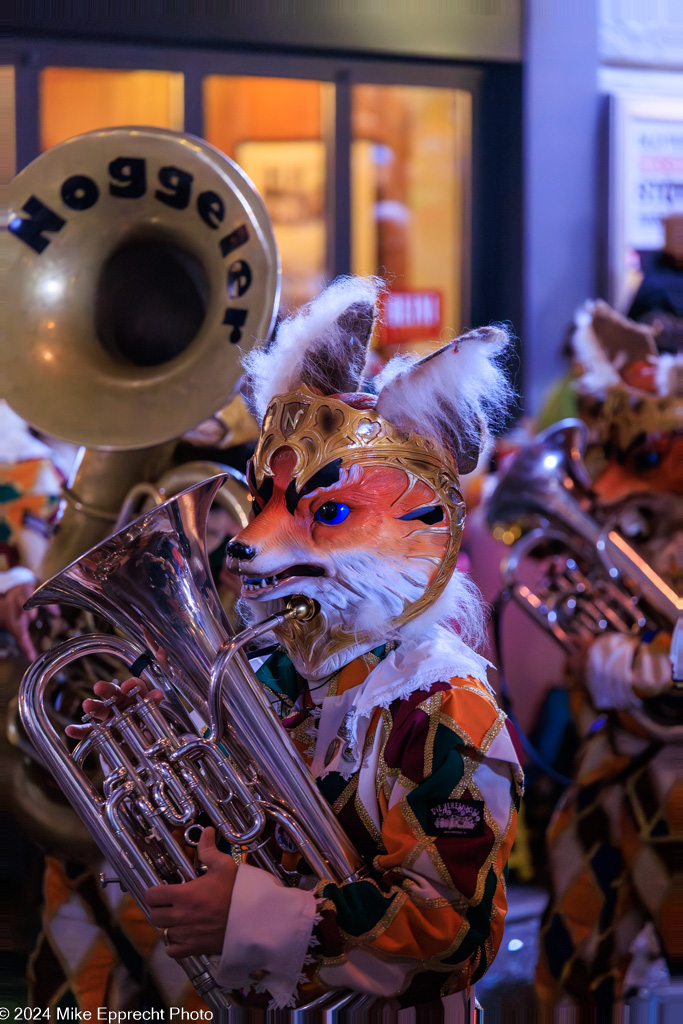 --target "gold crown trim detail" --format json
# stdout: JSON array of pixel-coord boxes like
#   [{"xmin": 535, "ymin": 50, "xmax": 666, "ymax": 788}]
[{"xmin": 253, "ymin": 384, "xmax": 460, "ymax": 490}]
